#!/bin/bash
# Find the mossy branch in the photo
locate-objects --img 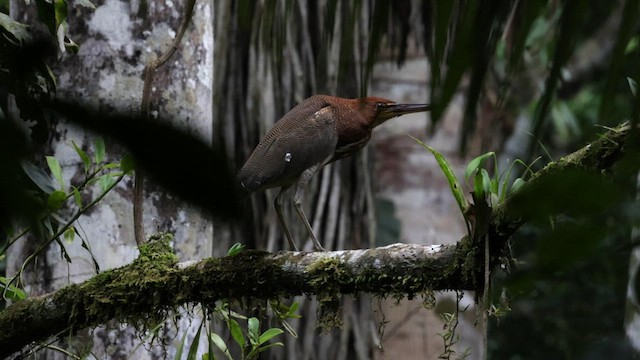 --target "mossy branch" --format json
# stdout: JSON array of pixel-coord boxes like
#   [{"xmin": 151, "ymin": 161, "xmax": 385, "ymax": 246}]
[
  {"xmin": 0, "ymin": 123, "xmax": 635, "ymax": 358},
  {"xmin": 0, "ymin": 239, "xmax": 466, "ymax": 358}
]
